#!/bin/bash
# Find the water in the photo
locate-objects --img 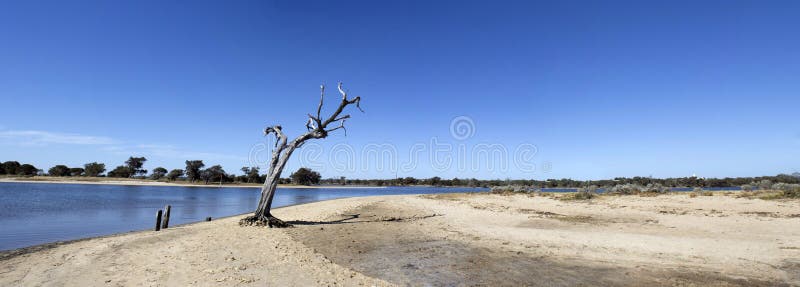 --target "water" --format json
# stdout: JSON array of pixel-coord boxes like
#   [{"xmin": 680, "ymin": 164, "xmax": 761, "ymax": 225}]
[{"xmin": 0, "ymin": 182, "xmax": 486, "ymax": 251}]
